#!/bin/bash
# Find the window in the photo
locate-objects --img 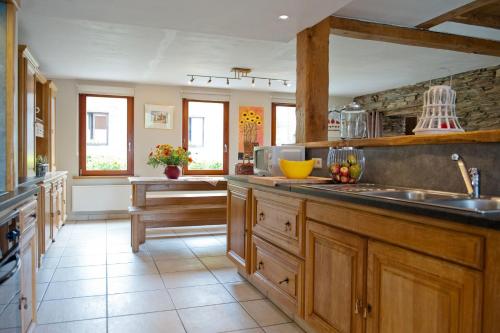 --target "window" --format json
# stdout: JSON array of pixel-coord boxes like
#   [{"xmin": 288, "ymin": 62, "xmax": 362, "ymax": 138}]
[
  {"xmin": 182, "ymin": 99, "xmax": 229, "ymax": 175},
  {"xmin": 87, "ymin": 112, "xmax": 109, "ymax": 145},
  {"xmin": 272, "ymin": 103, "xmax": 296, "ymax": 146},
  {"xmin": 79, "ymin": 94, "xmax": 134, "ymax": 176}
]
